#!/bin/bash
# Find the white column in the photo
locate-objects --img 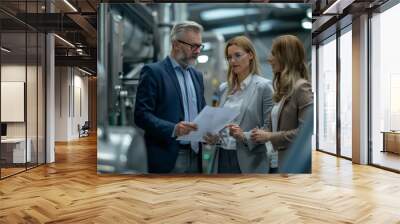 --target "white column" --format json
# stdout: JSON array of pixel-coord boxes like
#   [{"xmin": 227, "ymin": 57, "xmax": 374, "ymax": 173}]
[
  {"xmin": 45, "ymin": 0, "xmax": 56, "ymax": 163},
  {"xmin": 352, "ymin": 14, "xmax": 369, "ymax": 164},
  {"xmin": 46, "ymin": 32, "xmax": 55, "ymax": 163},
  {"xmin": 55, "ymin": 67, "xmax": 73, "ymax": 141}
]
